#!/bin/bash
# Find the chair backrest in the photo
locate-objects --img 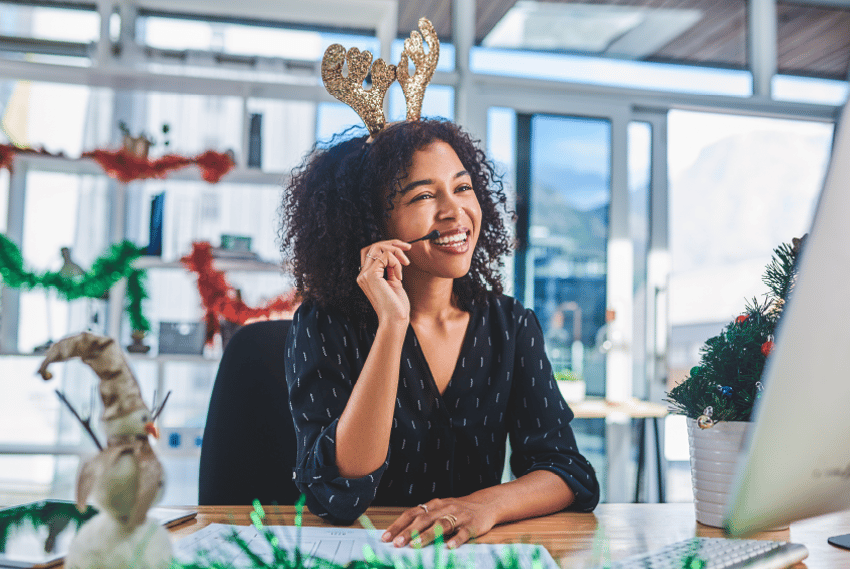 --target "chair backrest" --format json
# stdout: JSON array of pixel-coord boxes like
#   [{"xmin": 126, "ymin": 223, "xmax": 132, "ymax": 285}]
[{"xmin": 198, "ymin": 319, "xmax": 300, "ymax": 505}]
